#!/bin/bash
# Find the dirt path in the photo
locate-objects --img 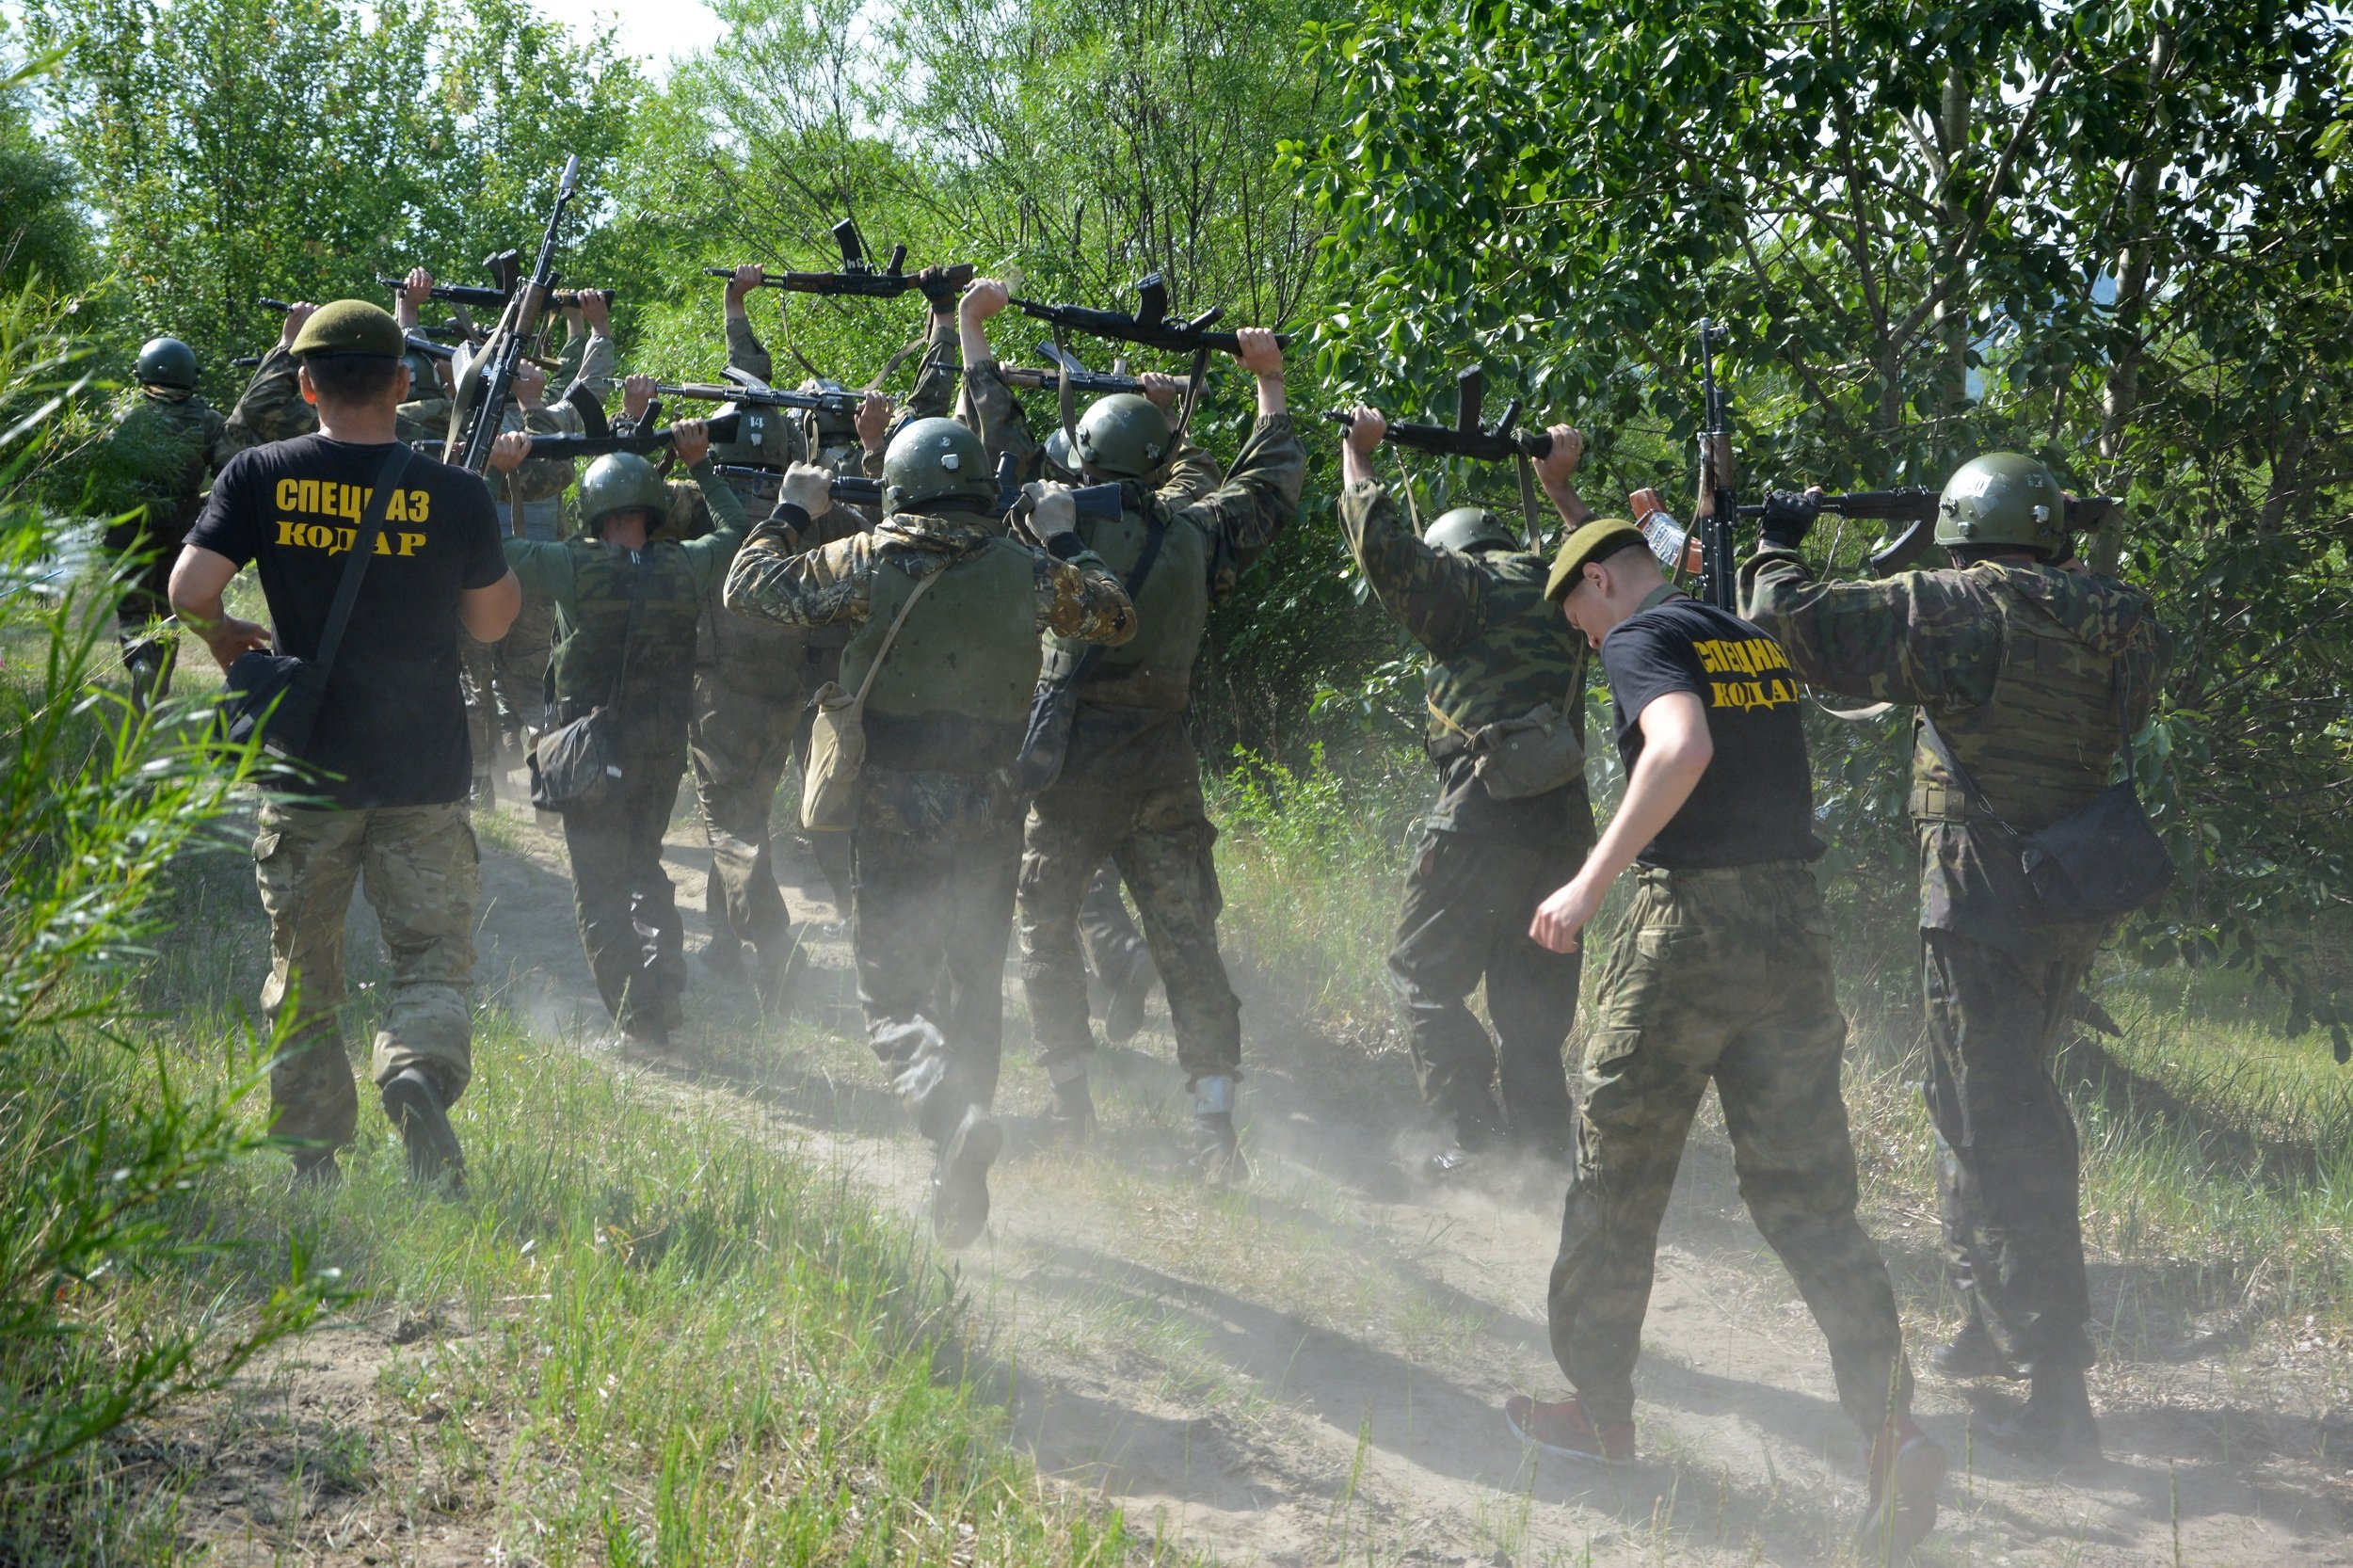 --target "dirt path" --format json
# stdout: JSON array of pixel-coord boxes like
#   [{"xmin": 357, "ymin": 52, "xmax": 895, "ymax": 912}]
[{"xmin": 464, "ymin": 792, "xmax": 2352, "ymax": 1568}]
